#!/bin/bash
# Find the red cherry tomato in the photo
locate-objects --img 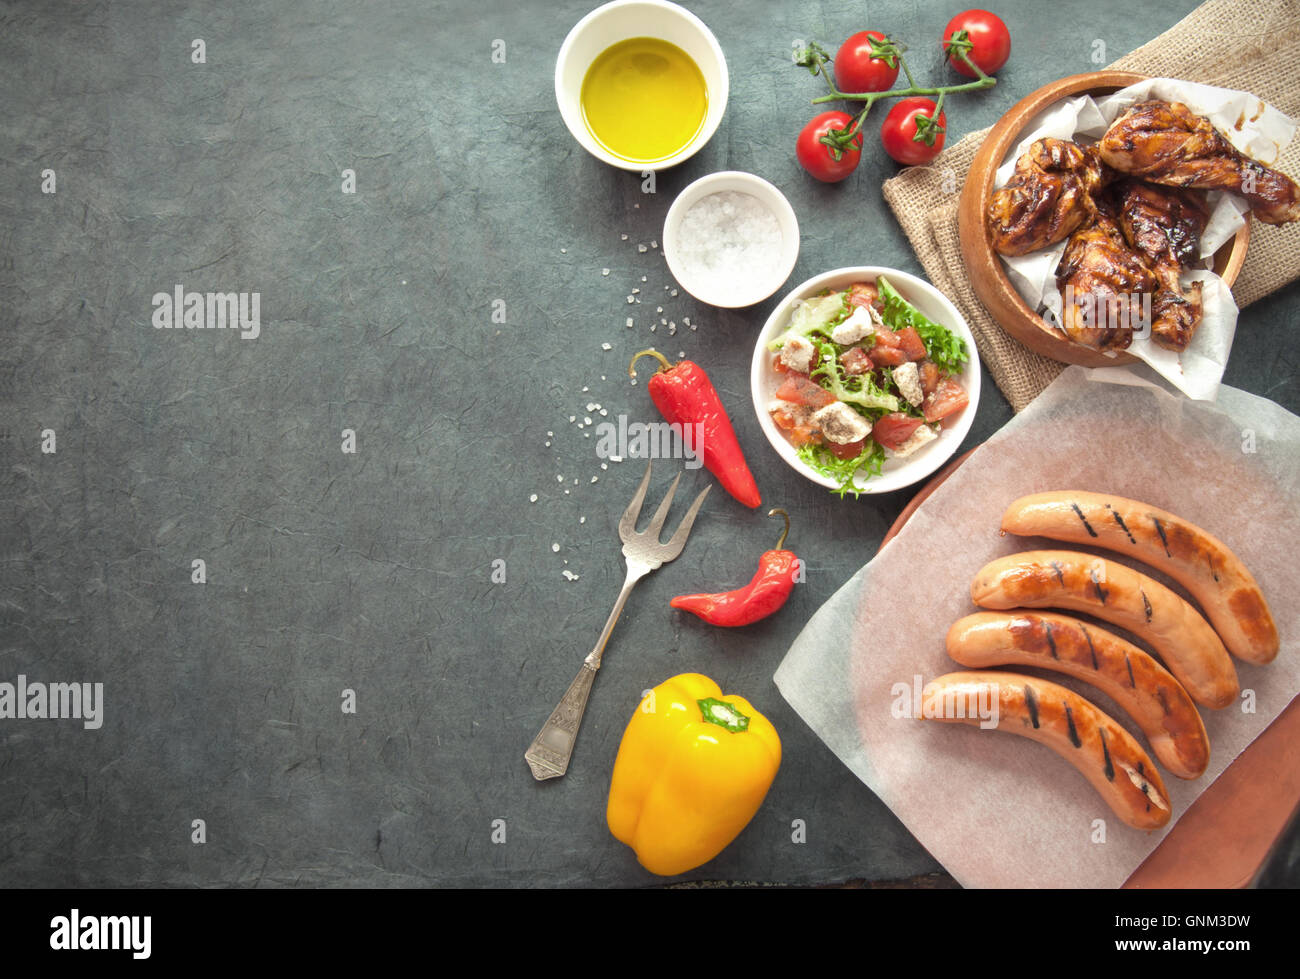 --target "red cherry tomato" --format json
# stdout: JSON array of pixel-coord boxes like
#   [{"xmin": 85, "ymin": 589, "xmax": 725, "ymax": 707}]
[
  {"xmin": 796, "ymin": 110, "xmax": 863, "ymax": 183},
  {"xmin": 833, "ymin": 30, "xmax": 900, "ymax": 94},
  {"xmin": 942, "ymin": 9, "xmax": 1011, "ymax": 78},
  {"xmin": 880, "ymin": 97, "xmax": 946, "ymax": 166}
]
